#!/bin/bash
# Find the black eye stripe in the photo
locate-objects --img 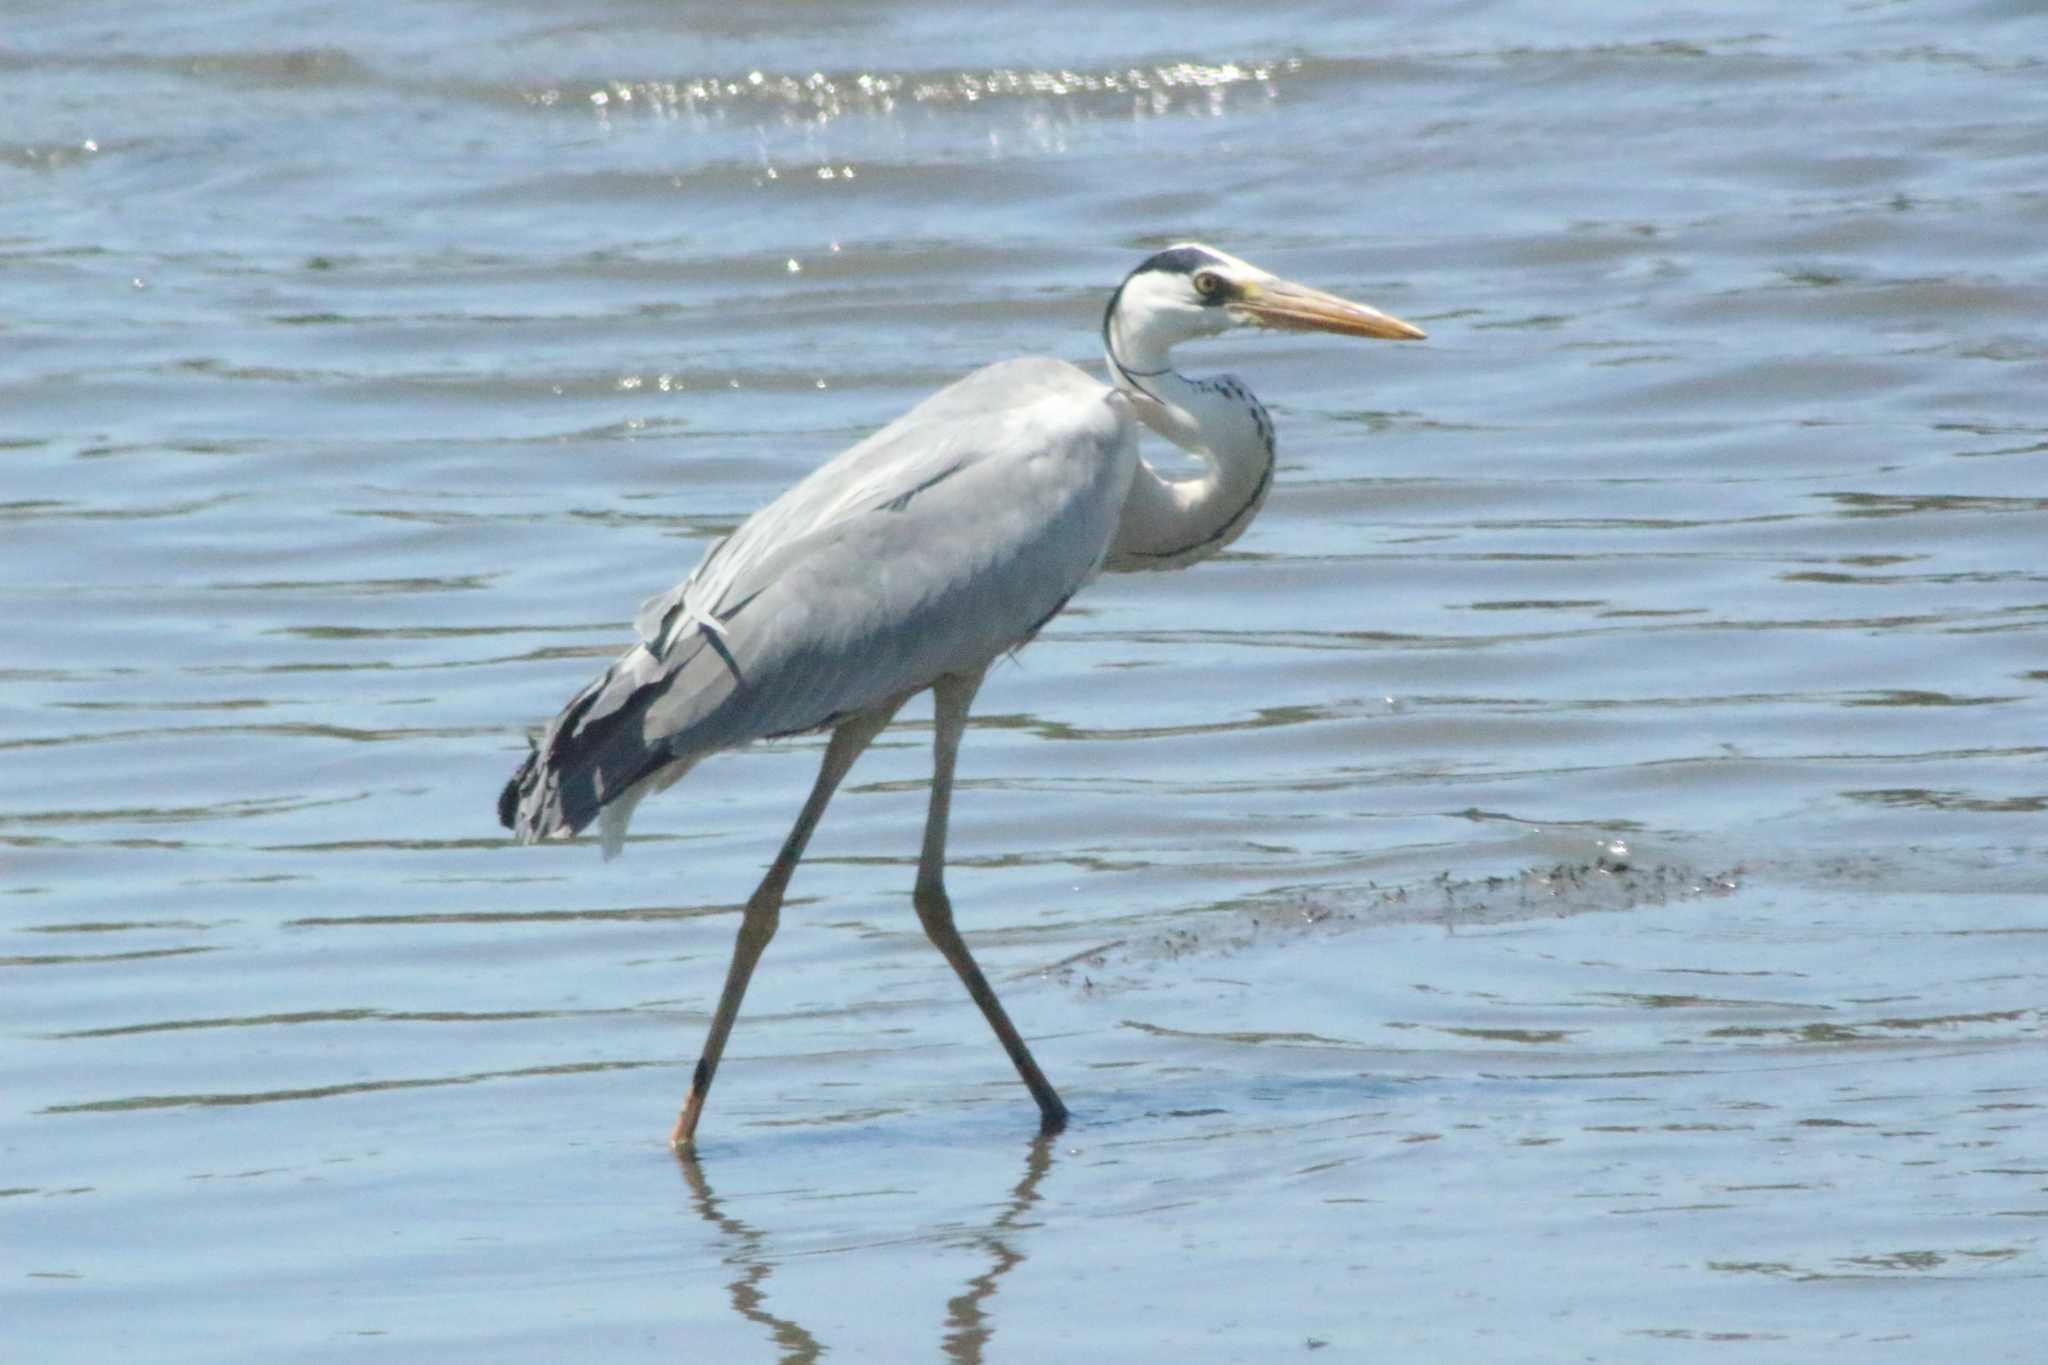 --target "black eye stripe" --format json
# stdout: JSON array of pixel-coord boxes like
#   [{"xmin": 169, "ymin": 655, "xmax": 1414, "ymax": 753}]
[{"xmin": 1135, "ymin": 245, "xmax": 1225, "ymax": 277}]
